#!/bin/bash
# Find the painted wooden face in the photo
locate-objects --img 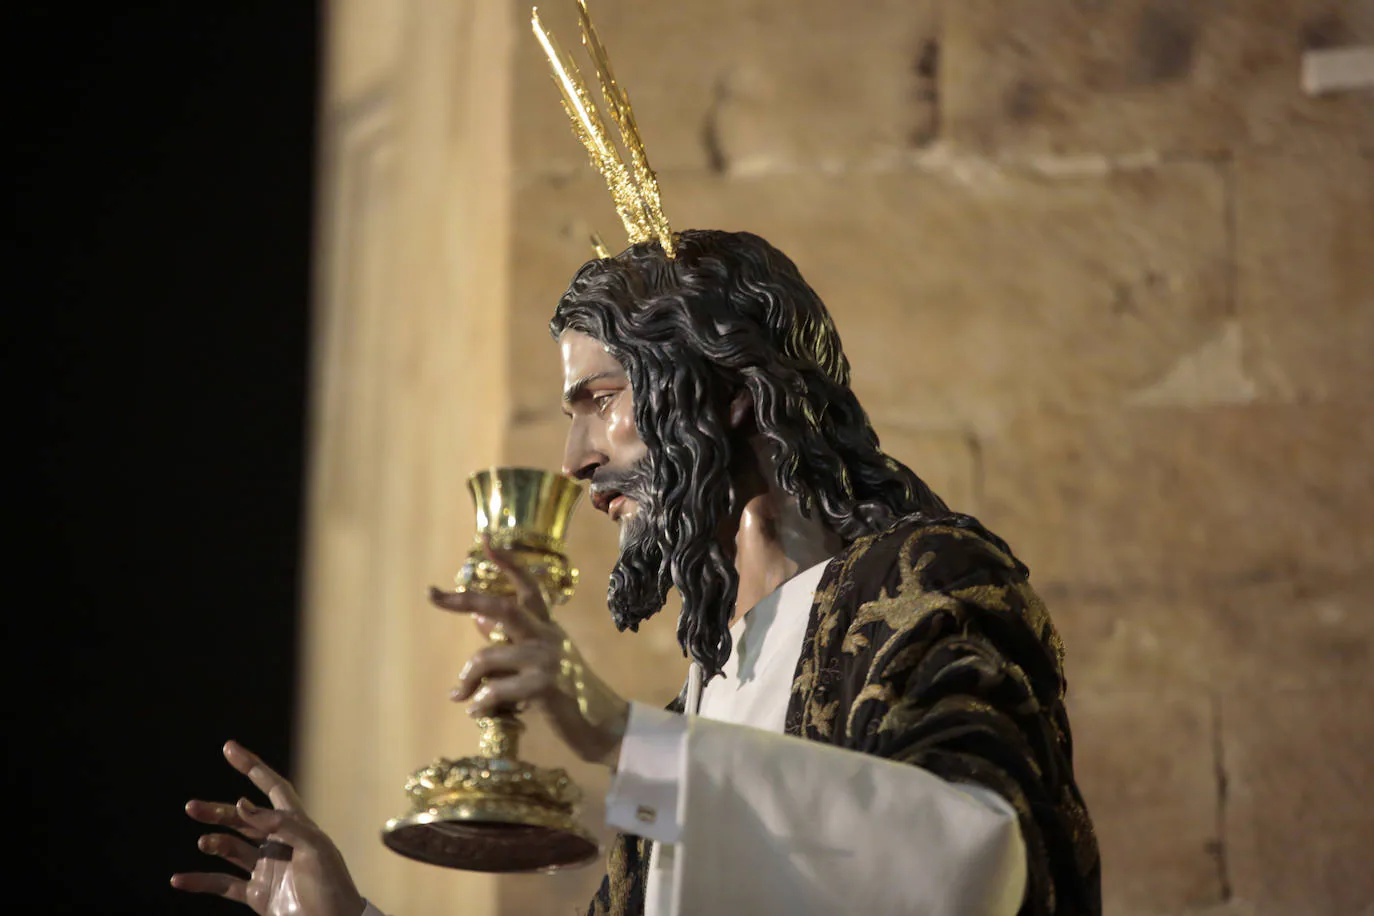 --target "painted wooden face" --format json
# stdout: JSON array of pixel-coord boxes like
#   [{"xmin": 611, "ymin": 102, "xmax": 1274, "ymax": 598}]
[{"xmin": 559, "ymin": 329, "xmax": 649, "ymax": 533}]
